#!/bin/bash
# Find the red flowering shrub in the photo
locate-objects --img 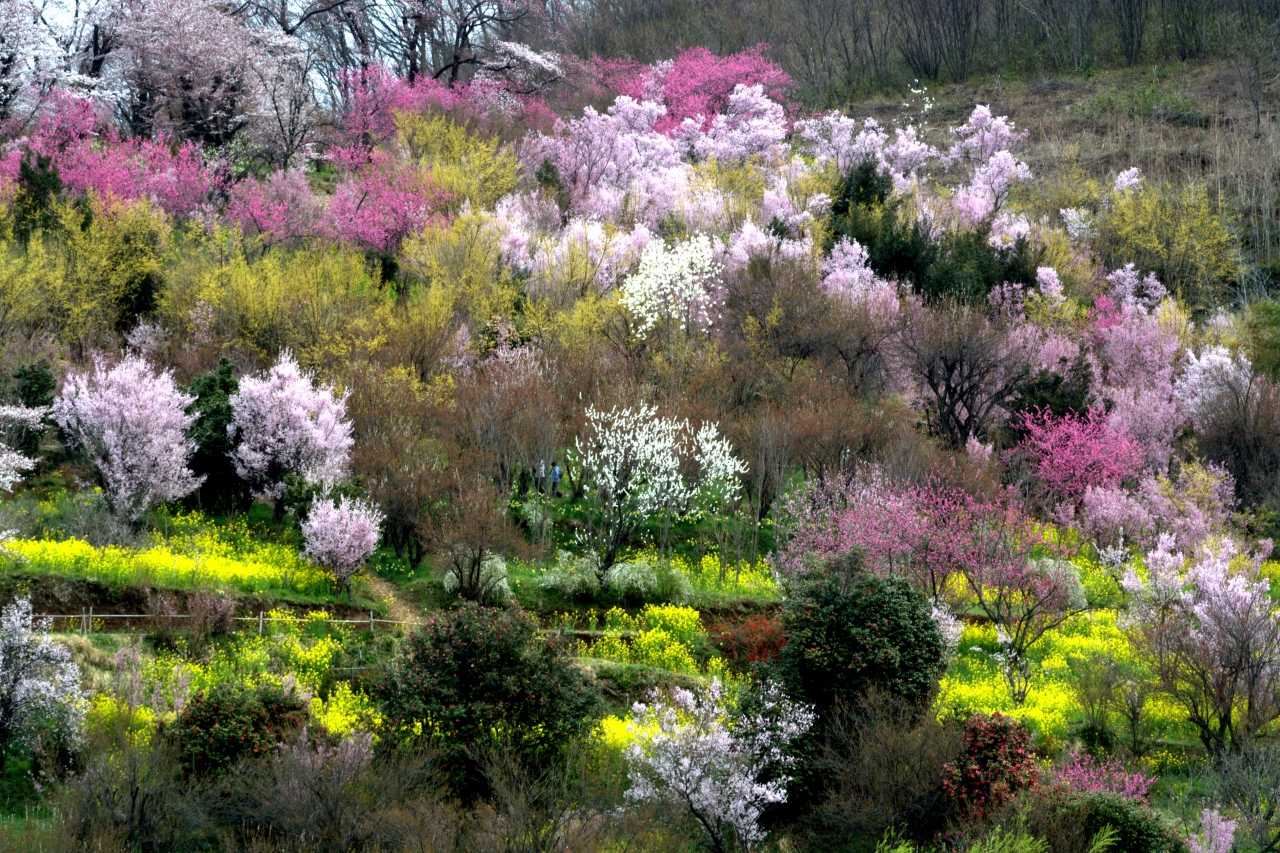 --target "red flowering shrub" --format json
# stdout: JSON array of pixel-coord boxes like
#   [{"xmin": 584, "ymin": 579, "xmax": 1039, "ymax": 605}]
[
  {"xmin": 711, "ymin": 613, "xmax": 785, "ymax": 671},
  {"xmin": 941, "ymin": 713, "xmax": 1039, "ymax": 824}
]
